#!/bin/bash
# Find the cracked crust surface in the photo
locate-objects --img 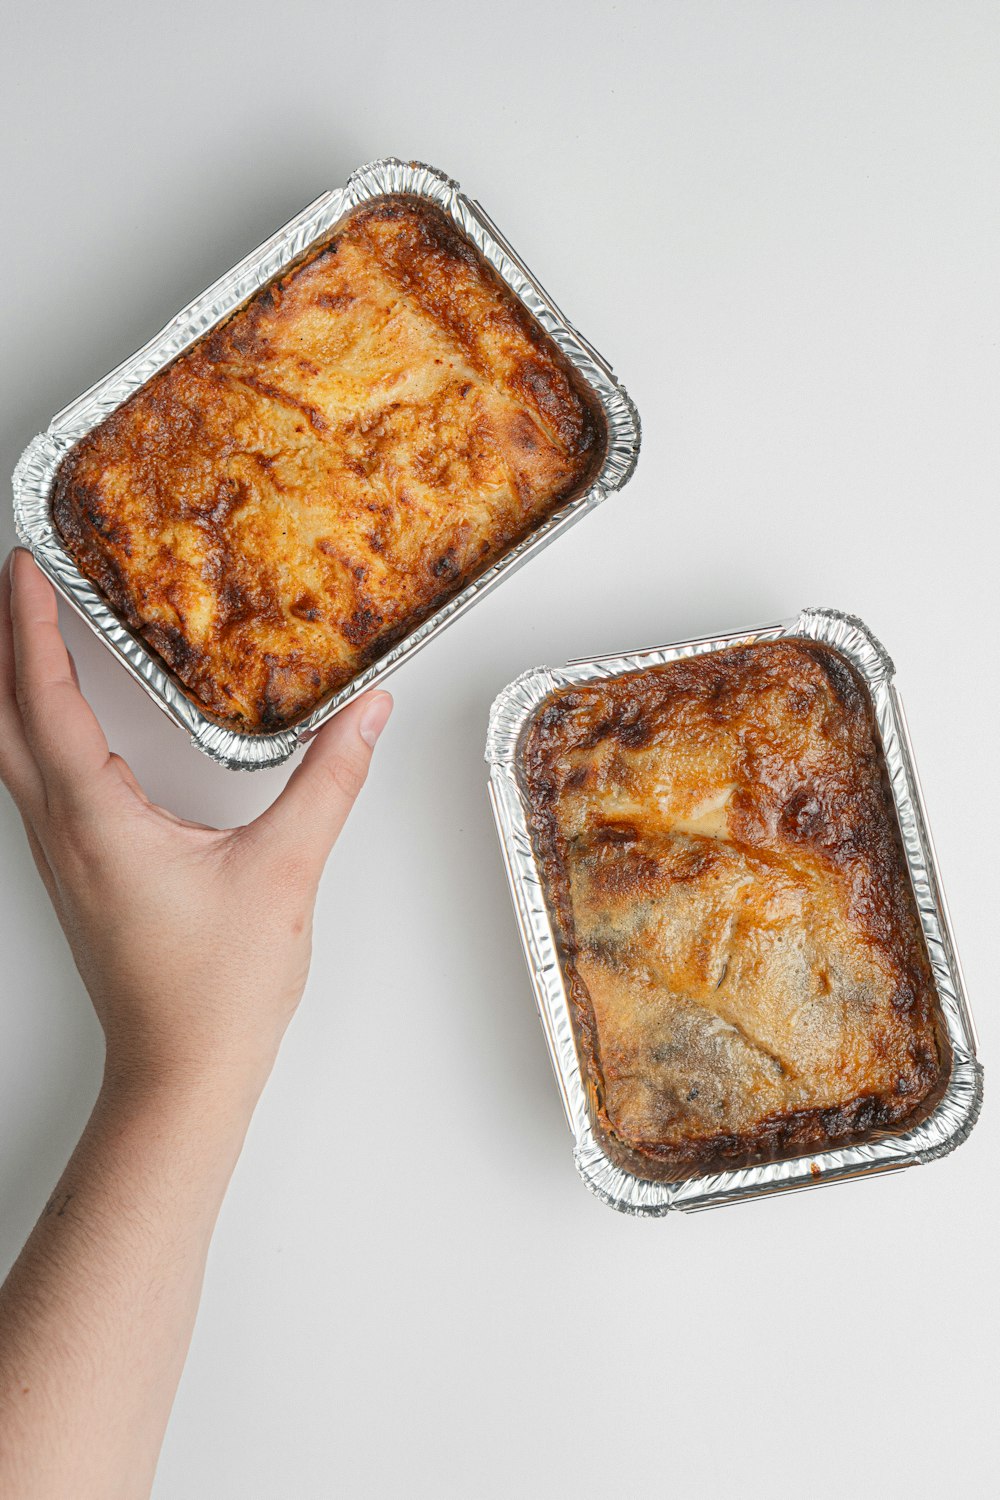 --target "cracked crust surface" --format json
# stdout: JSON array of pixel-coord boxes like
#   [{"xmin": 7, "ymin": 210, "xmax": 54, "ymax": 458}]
[
  {"xmin": 521, "ymin": 640, "xmax": 948, "ymax": 1181},
  {"xmin": 53, "ymin": 195, "xmax": 604, "ymax": 731}
]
